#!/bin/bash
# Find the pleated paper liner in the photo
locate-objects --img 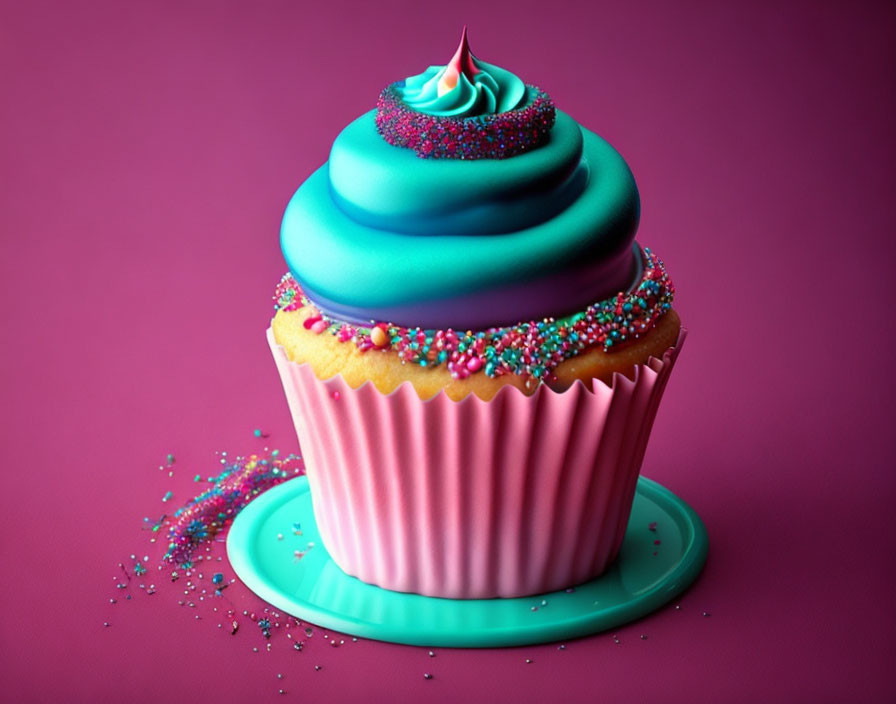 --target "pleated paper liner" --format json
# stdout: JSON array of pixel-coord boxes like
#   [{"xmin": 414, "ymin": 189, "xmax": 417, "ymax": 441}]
[{"xmin": 268, "ymin": 326, "xmax": 685, "ymax": 599}]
